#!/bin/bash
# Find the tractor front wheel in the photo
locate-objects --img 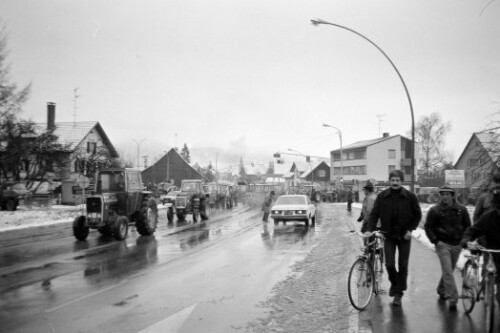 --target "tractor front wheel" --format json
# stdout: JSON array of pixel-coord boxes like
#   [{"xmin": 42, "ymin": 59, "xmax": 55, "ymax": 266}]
[
  {"xmin": 136, "ymin": 199, "xmax": 158, "ymax": 236},
  {"xmin": 73, "ymin": 216, "xmax": 89, "ymax": 241},
  {"xmin": 113, "ymin": 216, "xmax": 129, "ymax": 241}
]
